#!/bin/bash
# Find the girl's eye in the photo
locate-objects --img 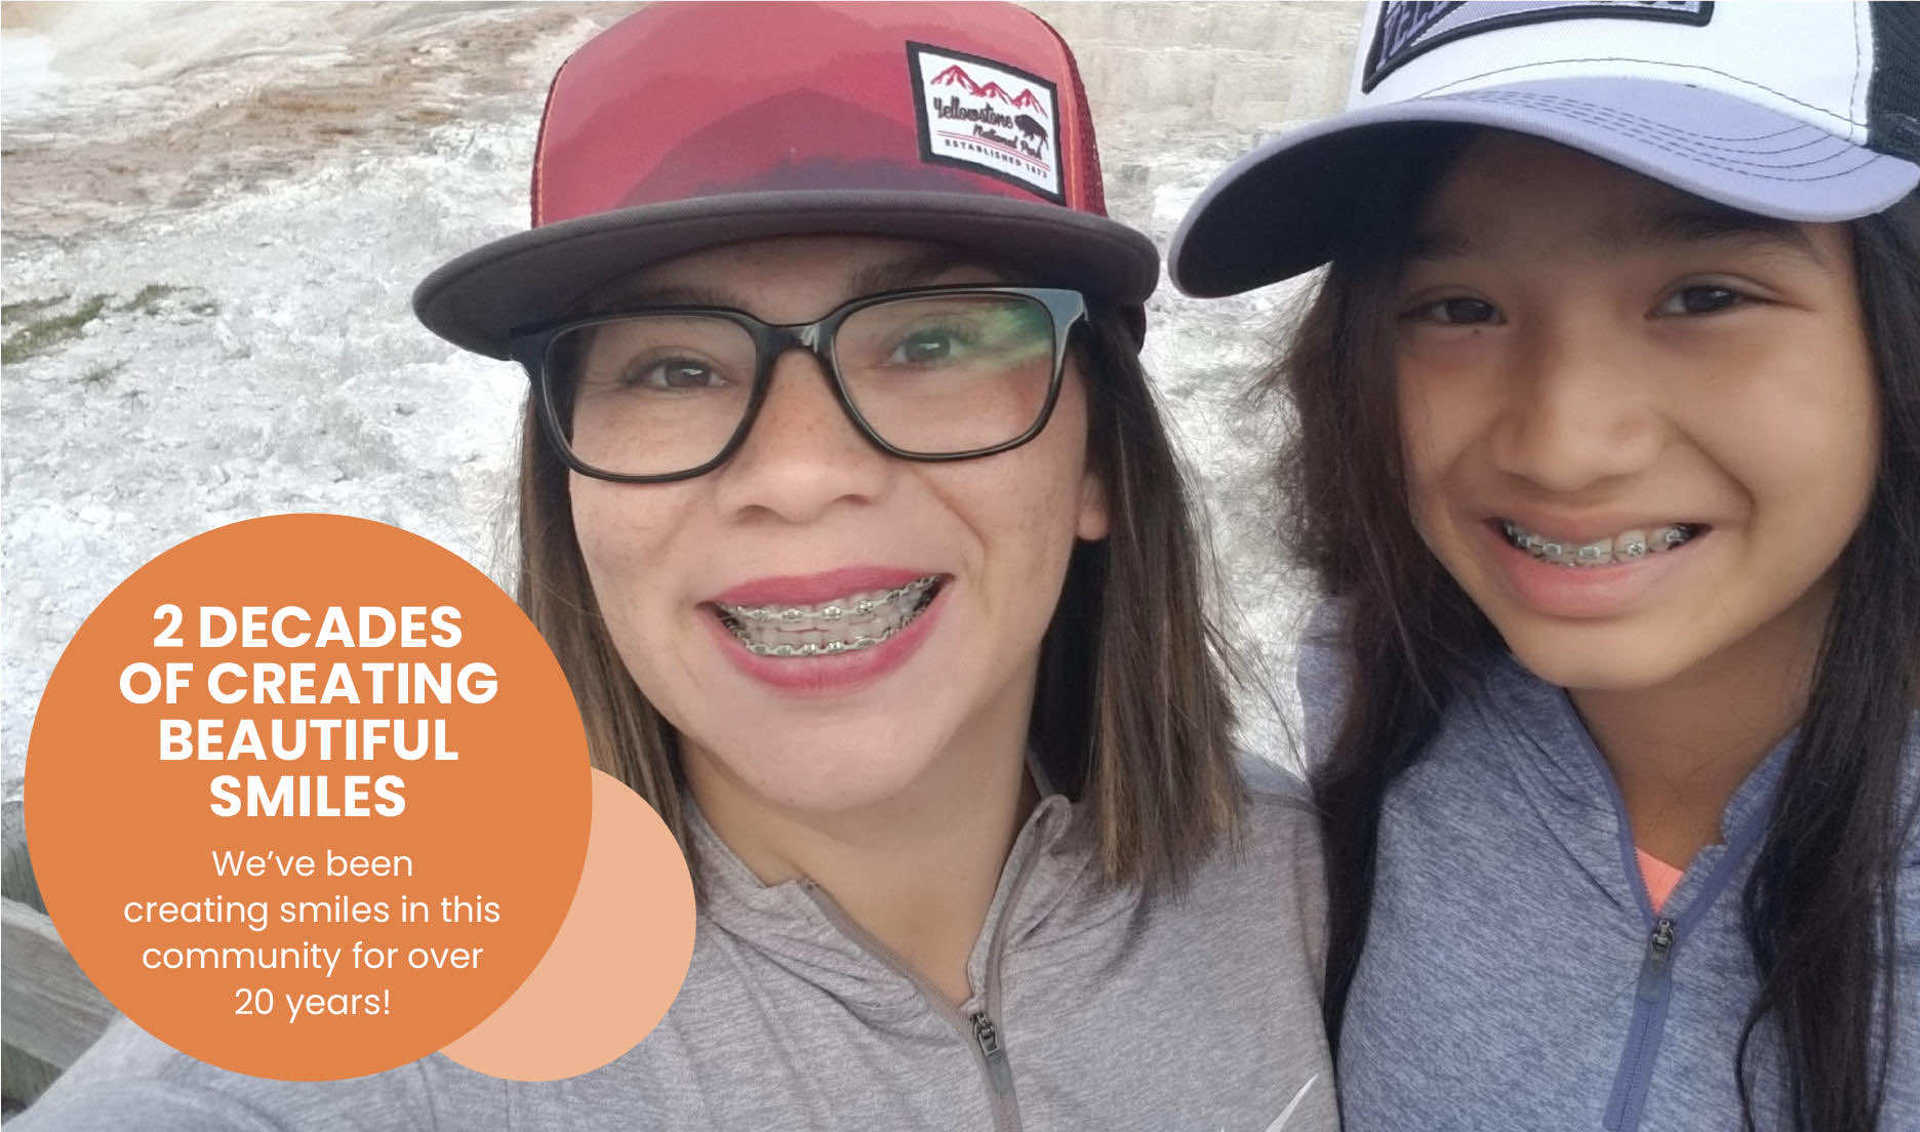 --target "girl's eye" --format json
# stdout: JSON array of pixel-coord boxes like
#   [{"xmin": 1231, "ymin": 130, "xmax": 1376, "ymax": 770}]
[
  {"xmin": 625, "ymin": 358, "xmax": 725, "ymax": 391},
  {"xmin": 1655, "ymin": 285, "xmax": 1745, "ymax": 316},
  {"xmin": 1405, "ymin": 297, "xmax": 1501, "ymax": 326}
]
